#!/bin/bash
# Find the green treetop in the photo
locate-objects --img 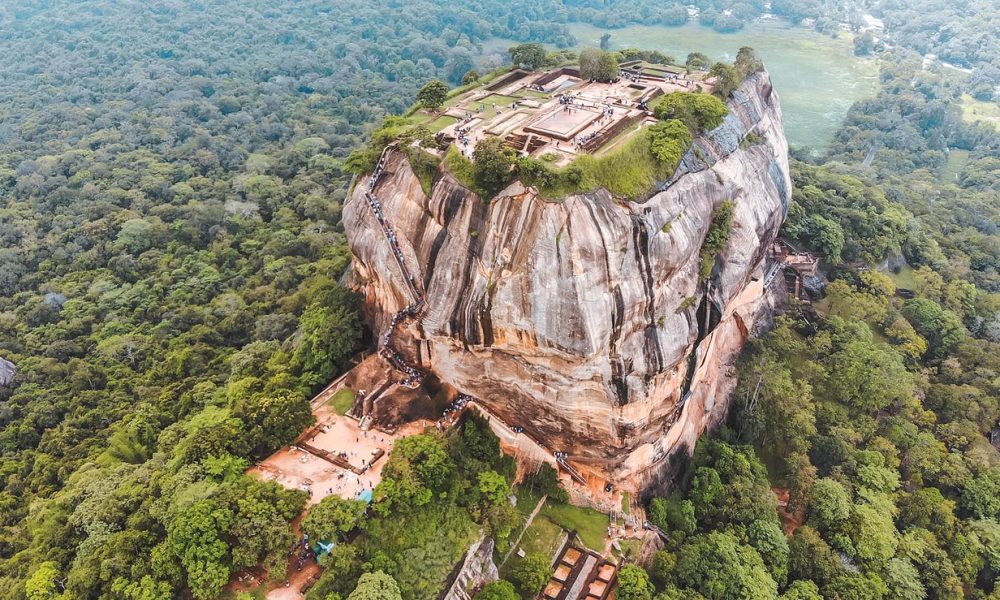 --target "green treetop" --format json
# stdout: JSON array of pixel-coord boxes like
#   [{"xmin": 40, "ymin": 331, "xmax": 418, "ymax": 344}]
[{"xmin": 417, "ymin": 80, "xmax": 449, "ymax": 110}]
